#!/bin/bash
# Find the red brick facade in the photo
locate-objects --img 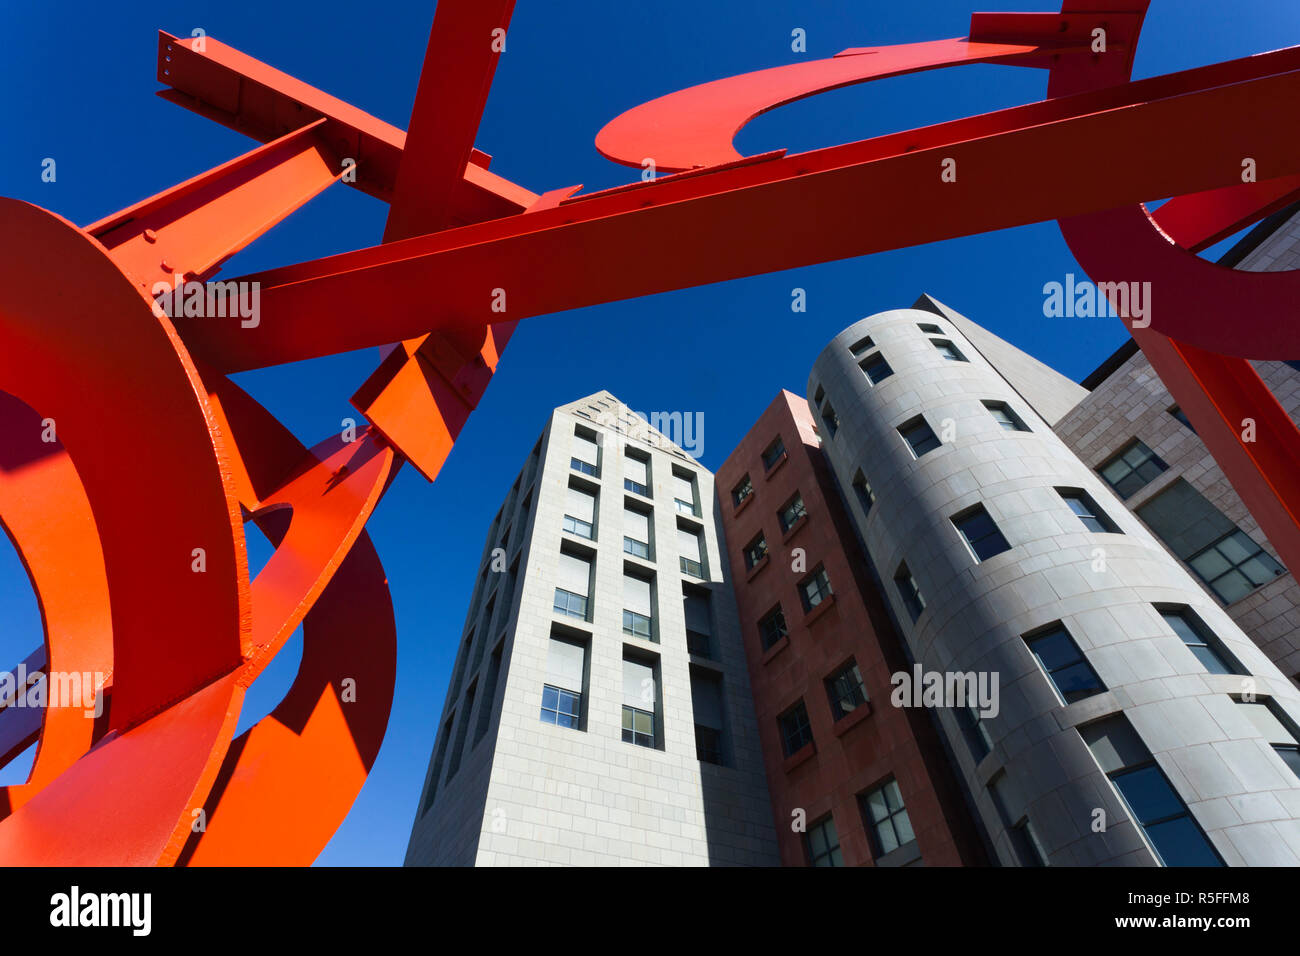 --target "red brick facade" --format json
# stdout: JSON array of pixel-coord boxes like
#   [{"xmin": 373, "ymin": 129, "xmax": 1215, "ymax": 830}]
[{"xmin": 717, "ymin": 391, "xmax": 986, "ymax": 866}]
